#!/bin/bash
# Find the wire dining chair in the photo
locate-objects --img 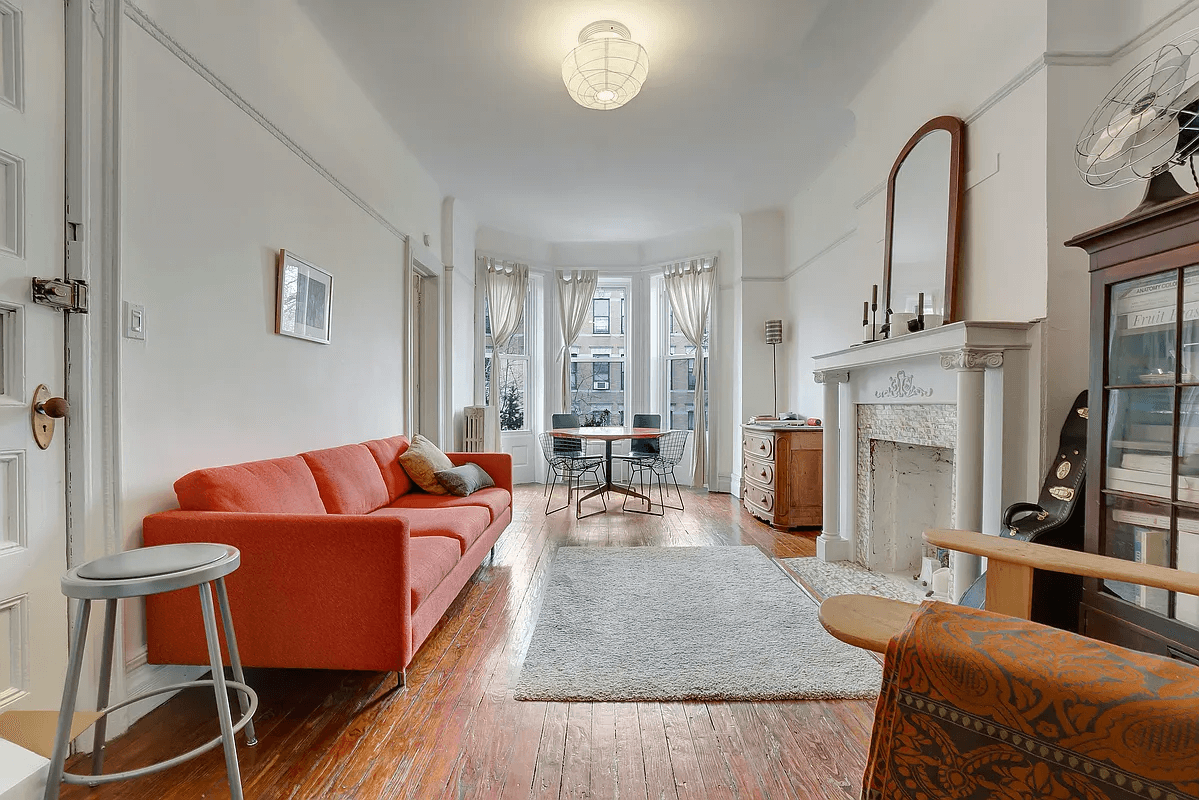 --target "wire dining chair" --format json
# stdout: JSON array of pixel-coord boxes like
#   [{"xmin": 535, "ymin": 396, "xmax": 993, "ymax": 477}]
[
  {"xmin": 539, "ymin": 432, "xmax": 606, "ymax": 517},
  {"xmin": 545, "ymin": 413, "xmax": 583, "ymax": 497},
  {"xmin": 622, "ymin": 429, "xmax": 689, "ymax": 515},
  {"xmin": 614, "ymin": 413, "xmax": 660, "ymax": 492}
]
